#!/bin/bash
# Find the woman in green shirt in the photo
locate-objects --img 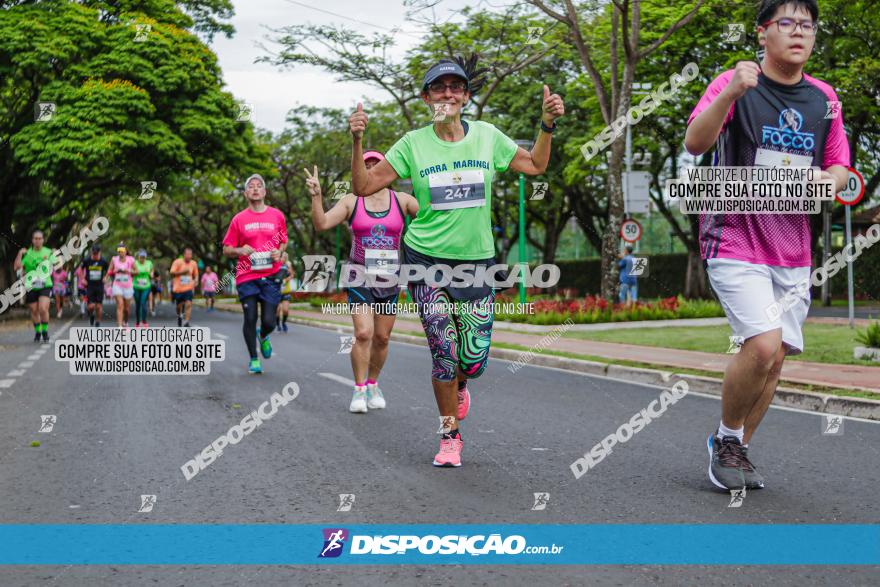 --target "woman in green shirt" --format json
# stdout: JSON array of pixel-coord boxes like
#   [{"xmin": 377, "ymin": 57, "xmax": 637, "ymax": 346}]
[
  {"xmin": 133, "ymin": 249, "xmax": 154, "ymax": 327},
  {"xmin": 348, "ymin": 57, "xmax": 564, "ymax": 467}
]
